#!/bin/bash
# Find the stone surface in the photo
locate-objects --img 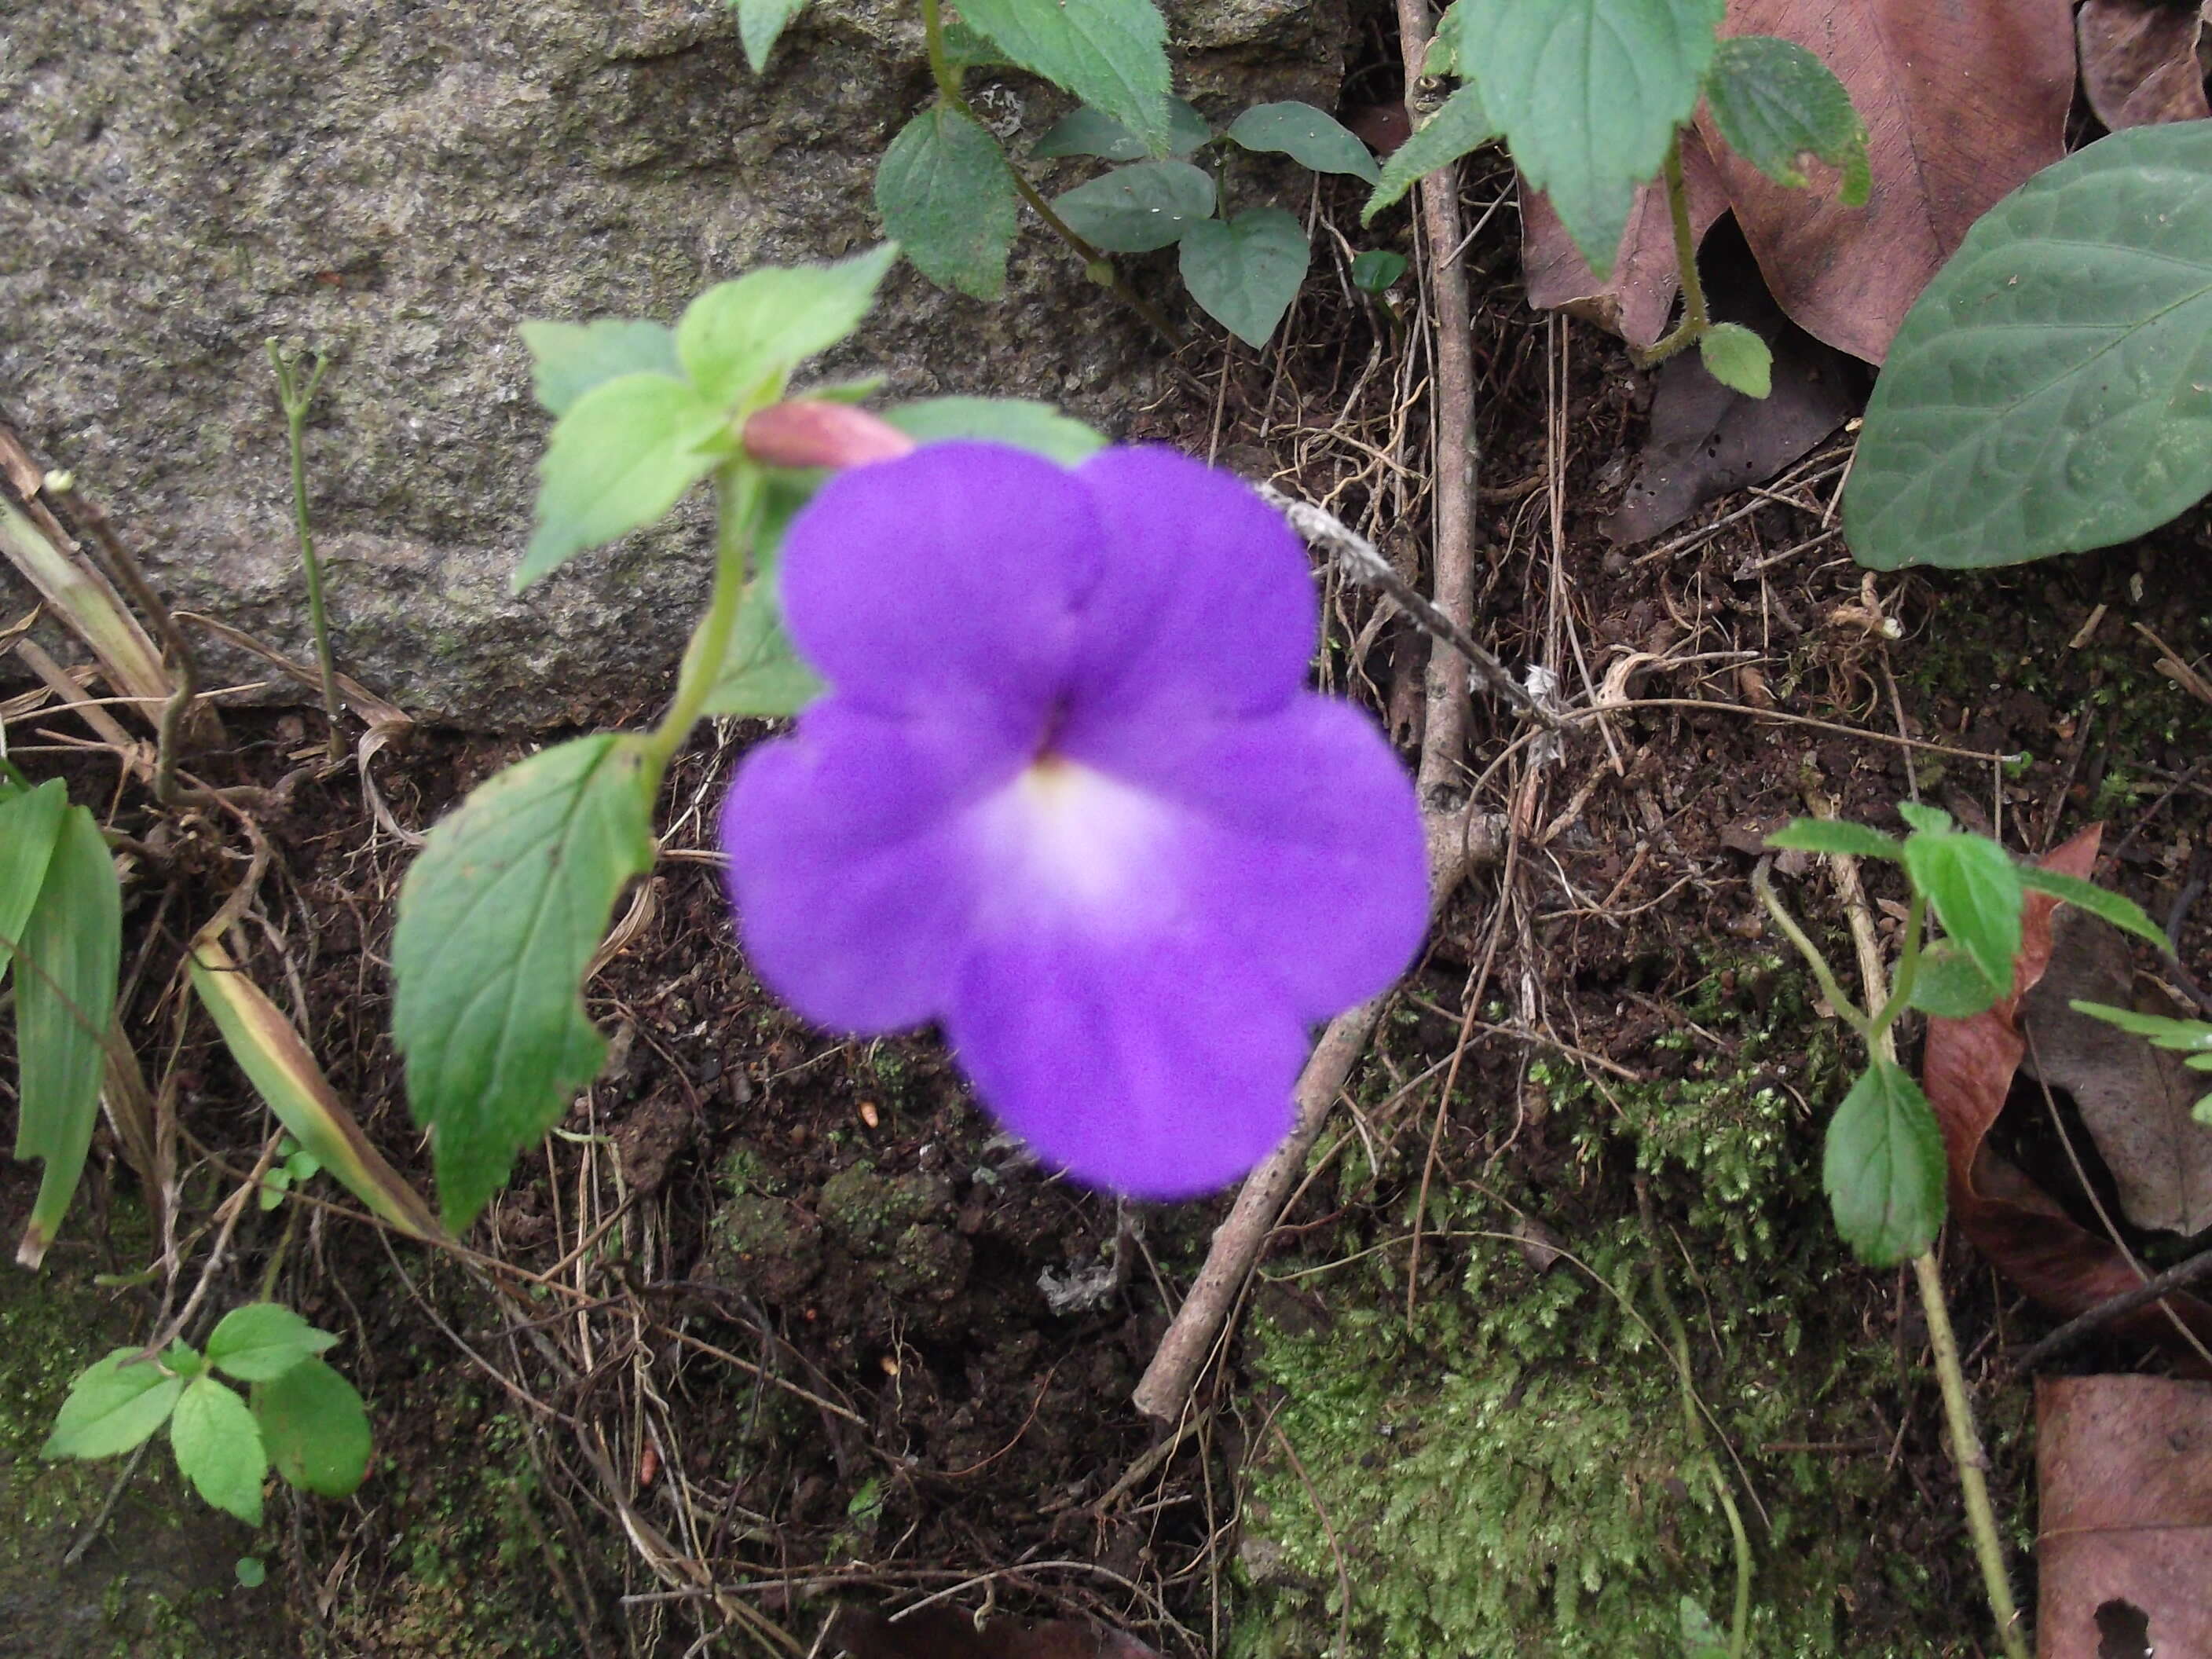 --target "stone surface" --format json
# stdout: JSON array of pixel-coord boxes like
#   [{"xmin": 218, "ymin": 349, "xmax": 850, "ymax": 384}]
[{"xmin": 1, "ymin": 0, "xmax": 1346, "ymax": 727}]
